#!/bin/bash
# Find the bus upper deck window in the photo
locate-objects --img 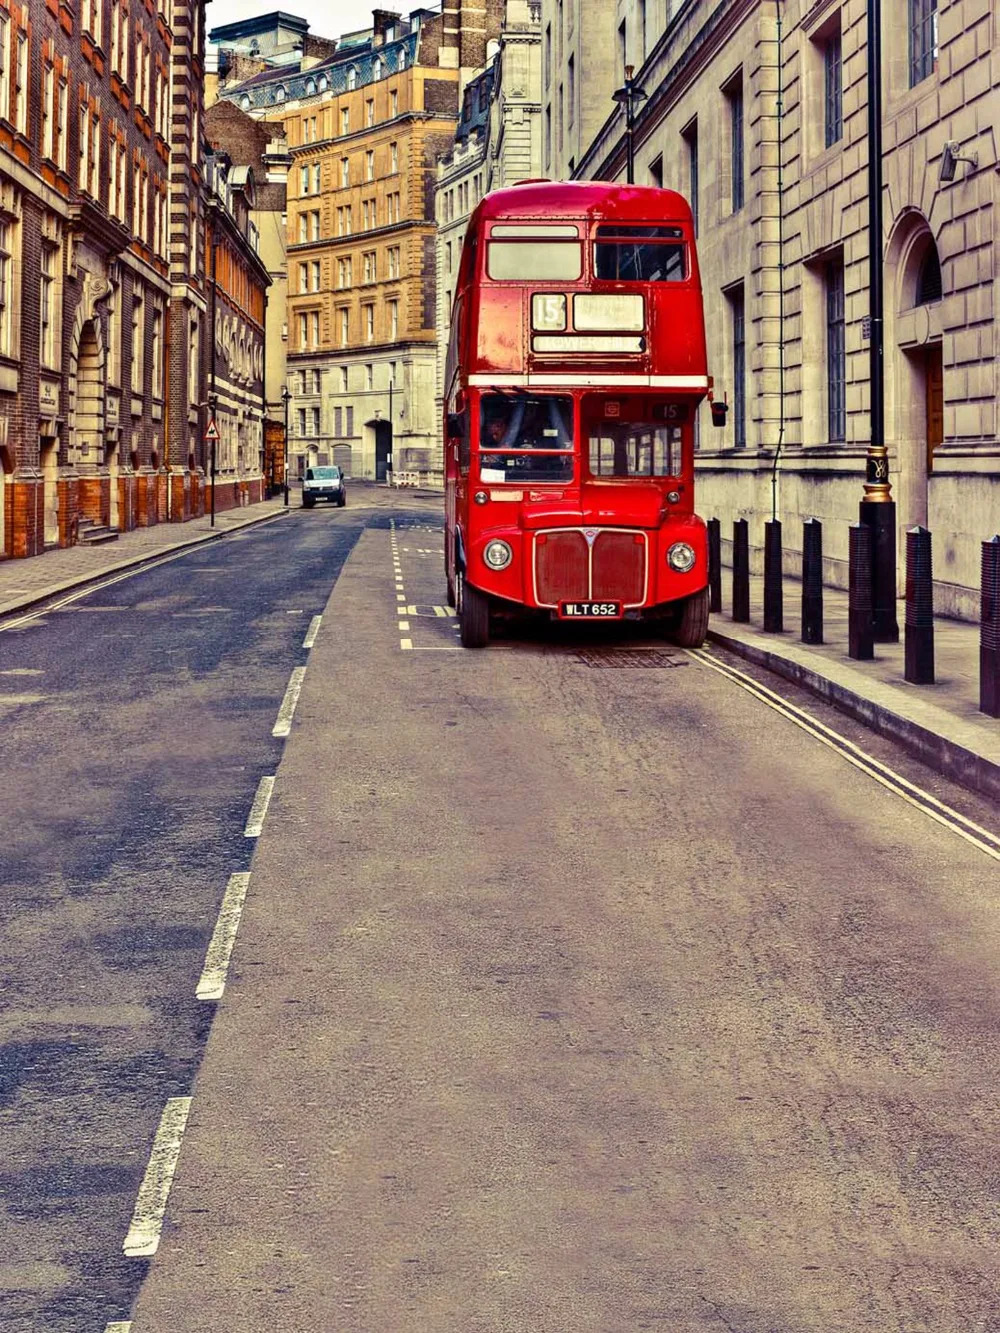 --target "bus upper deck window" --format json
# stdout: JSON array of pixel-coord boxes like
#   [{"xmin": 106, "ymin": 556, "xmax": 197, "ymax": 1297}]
[
  {"xmin": 487, "ymin": 241, "xmax": 582, "ymax": 282},
  {"xmin": 594, "ymin": 225, "xmax": 686, "ymax": 282}
]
